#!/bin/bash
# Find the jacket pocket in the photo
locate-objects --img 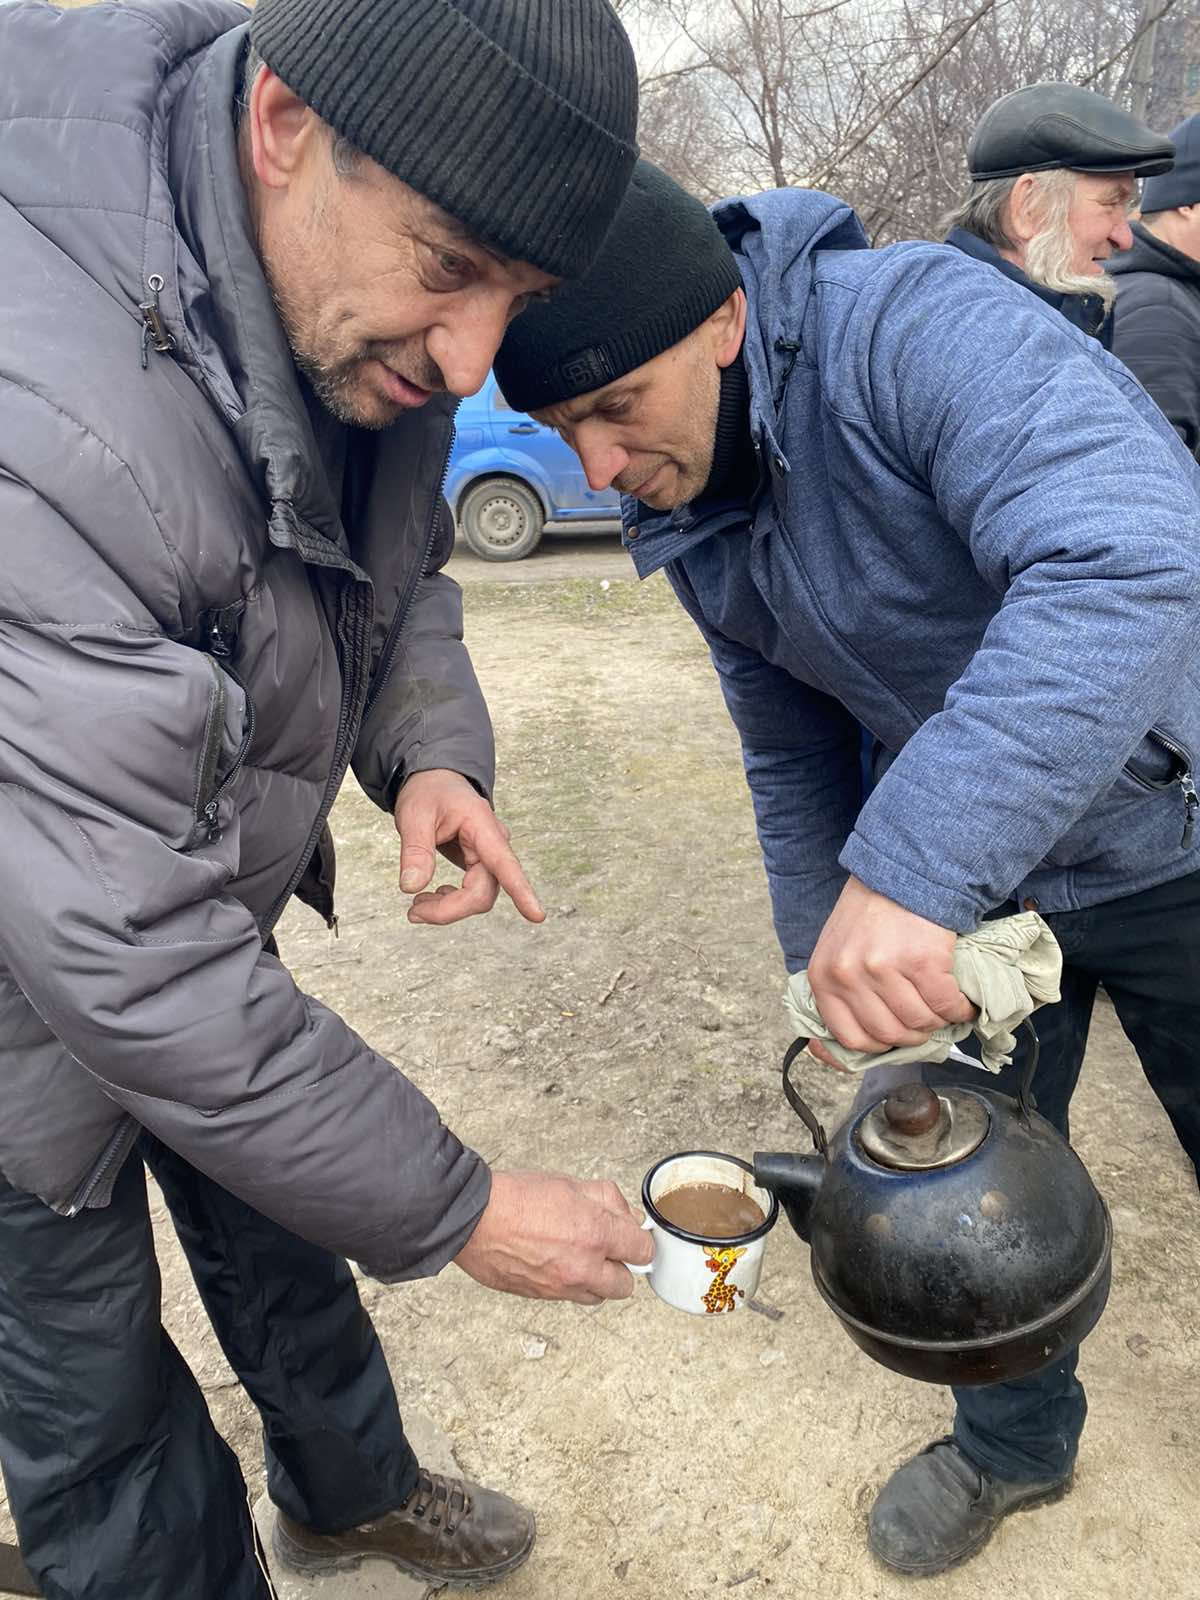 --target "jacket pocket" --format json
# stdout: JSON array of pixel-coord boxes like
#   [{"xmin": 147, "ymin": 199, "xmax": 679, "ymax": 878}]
[
  {"xmin": 1123, "ymin": 728, "xmax": 1198, "ymax": 847},
  {"xmin": 194, "ymin": 655, "xmax": 255, "ymax": 844},
  {"xmin": 292, "ymin": 821, "xmax": 338, "ymax": 930},
  {"xmin": 60, "ymin": 1116, "xmax": 140, "ymax": 1218}
]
